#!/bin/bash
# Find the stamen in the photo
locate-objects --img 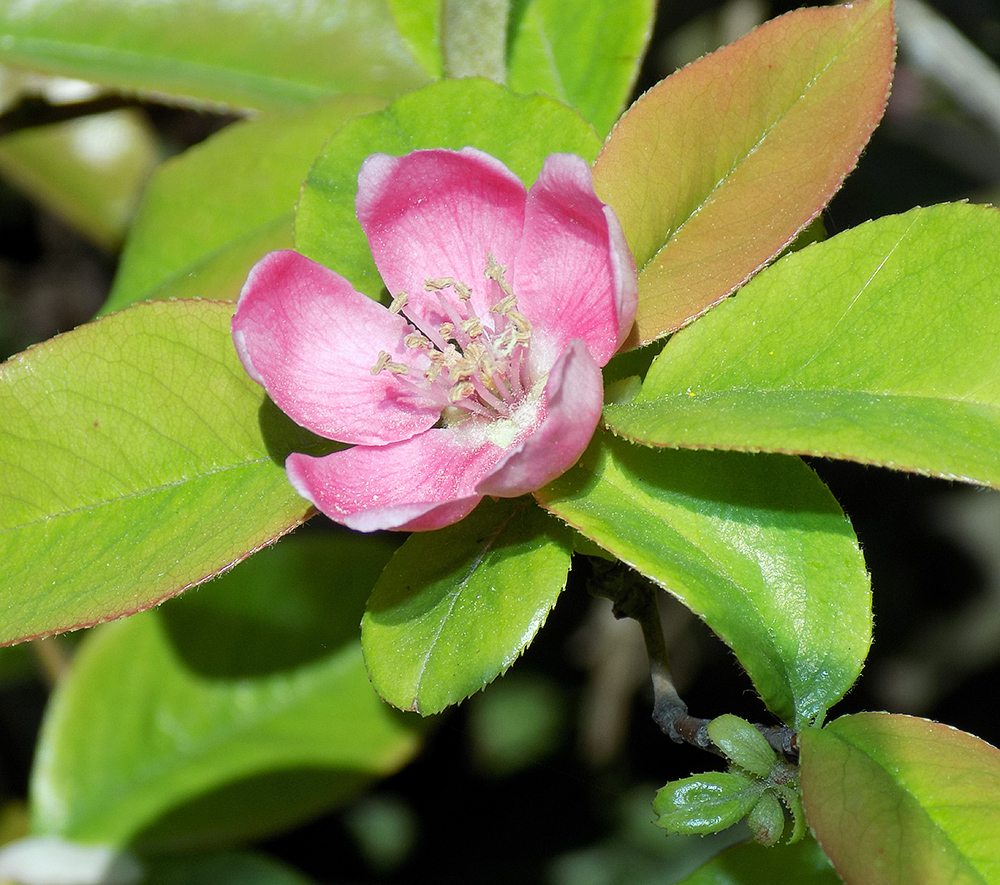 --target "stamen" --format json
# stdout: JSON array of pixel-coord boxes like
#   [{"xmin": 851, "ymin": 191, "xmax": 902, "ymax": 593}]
[
  {"xmin": 485, "ymin": 253, "xmax": 514, "ymax": 297},
  {"xmin": 449, "ymin": 381, "xmax": 475, "ymax": 403},
  {"xmin": 462, "ymin": 317, "xmax": 484, "ymax": 338},
  {"xmin": 377, "ymin": 256, "xmax": 536, "ymax": 426},
  {"xmin": 371, "ymin": 350, "xmax": 409, "ymax": 376},
  {"xmin": 404, "ymin": 332, "xmax": 432, "ymax": 349},
  {"xmin": 490, "ymin": 293, "xmax": 517, "ymax": 316},
  {"xmin": 425, "ymin": 277, "xmax": 455, "ymax": 291}
]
